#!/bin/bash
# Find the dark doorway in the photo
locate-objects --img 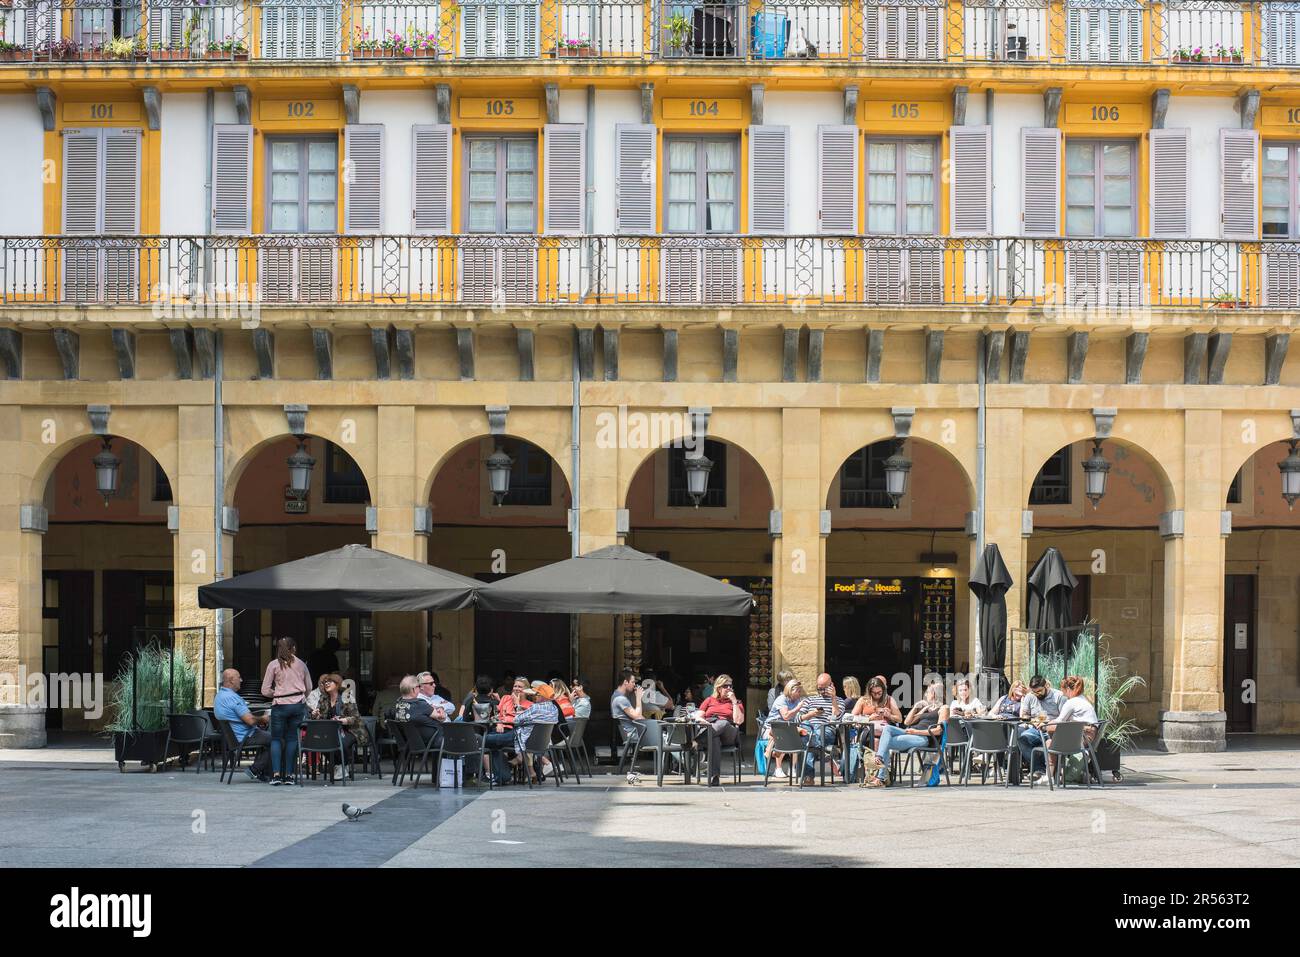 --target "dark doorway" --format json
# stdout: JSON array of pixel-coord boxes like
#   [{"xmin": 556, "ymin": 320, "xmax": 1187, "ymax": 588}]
[
  {"xmin": 473, "ymin": 609, "xmax": 569, "ymax": 688},
  {"xmin": 1223, "ymin": 574, "xmax": 1256, "ymax": 733},
  {"xmin": 102, "ymin": 571, "xmax": 173, "ymax": 685},
  {"xmin": 42, "ymin": 571, "xmax": 93, "ymax": 728},
  {"xmin": 640, "ymin": 613, "xmax": 749, "ymax": 703},
  {"xmin": 232, "ymin": 608, "xmax": 264, "ymax": 685},
  {"xmin": 826, "ymin": 587, "xmax": 918, "ymax": 685}
]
